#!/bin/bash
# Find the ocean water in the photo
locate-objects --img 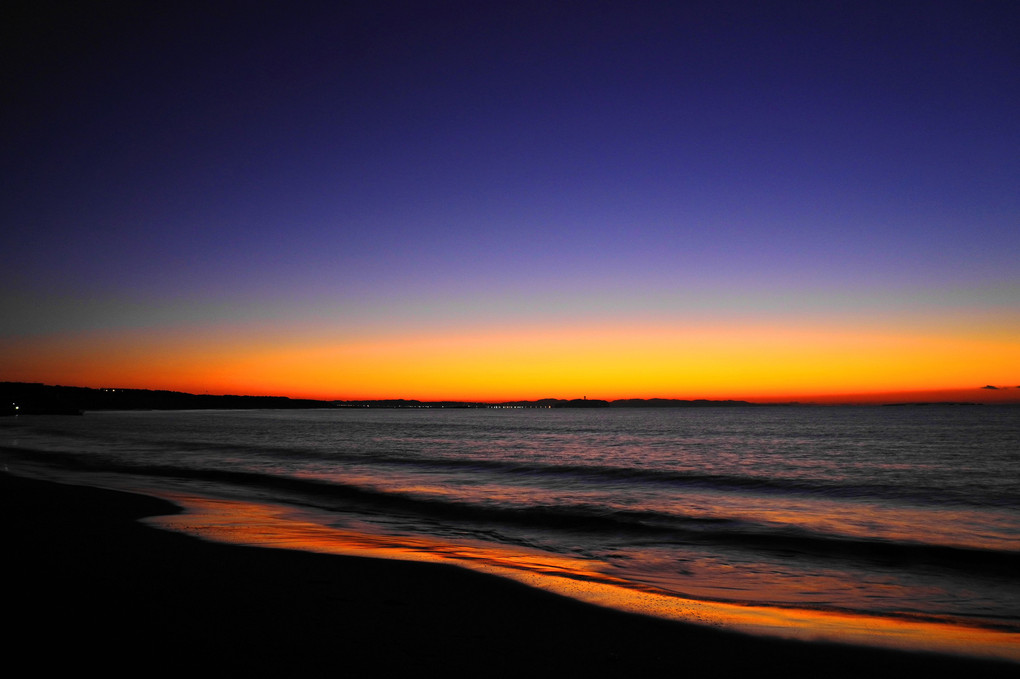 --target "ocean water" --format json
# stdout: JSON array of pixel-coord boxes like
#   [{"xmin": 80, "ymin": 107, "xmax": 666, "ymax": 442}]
[{"xmin": 3, "ymin": 405, "xmax": 1018, "ymax": 660}]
